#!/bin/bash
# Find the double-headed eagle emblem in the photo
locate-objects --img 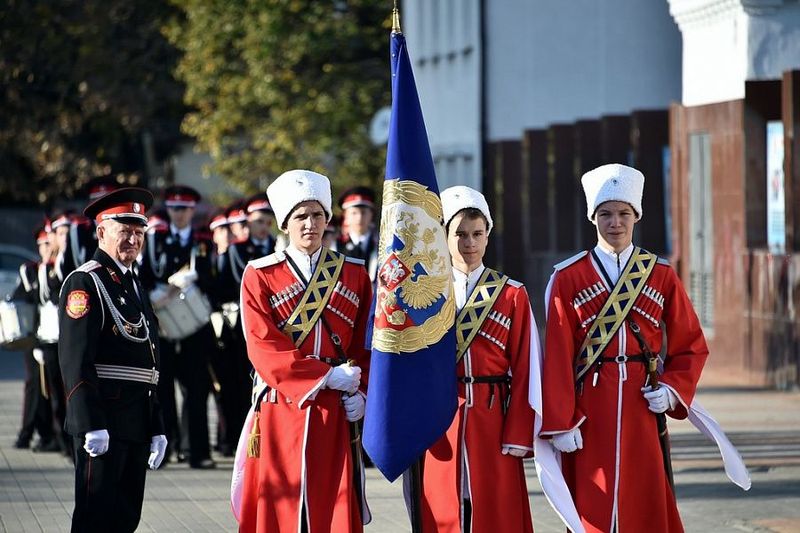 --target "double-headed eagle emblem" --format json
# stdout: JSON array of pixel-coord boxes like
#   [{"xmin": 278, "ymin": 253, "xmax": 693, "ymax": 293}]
[{"xmin": 373, "ymin": 180, "xmax": 454, "ymax": 352}]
